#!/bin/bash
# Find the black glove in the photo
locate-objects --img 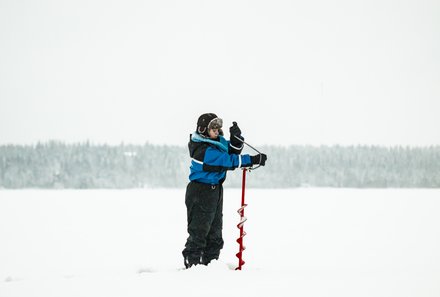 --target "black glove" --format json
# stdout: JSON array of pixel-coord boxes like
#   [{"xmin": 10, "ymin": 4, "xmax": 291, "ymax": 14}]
[
  {"xmin": 229, "ymin": 122, "xmax": 243, "ymax": 147},
  {"xmin": 250, "ymin": 154, "xmax": 267, "ymax": 166},
  {"xmin": 229, "ymin": 121, "xmax": 242, "ymax": 138}
]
